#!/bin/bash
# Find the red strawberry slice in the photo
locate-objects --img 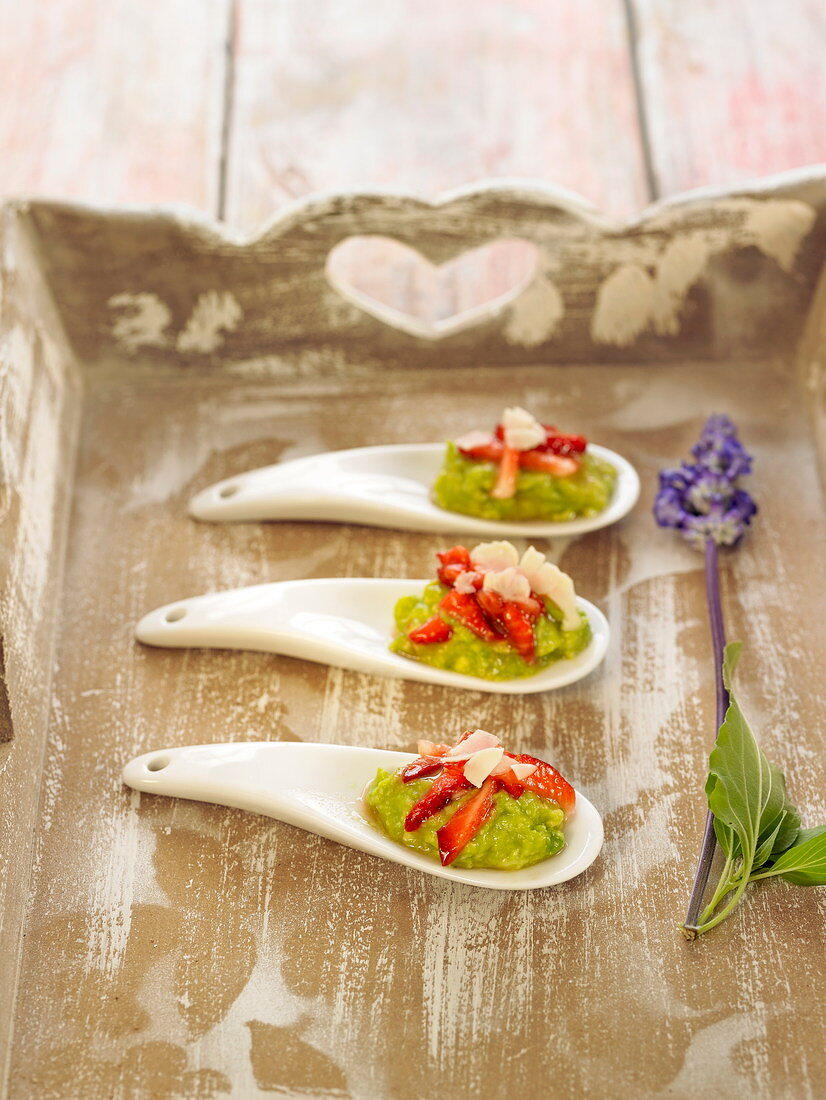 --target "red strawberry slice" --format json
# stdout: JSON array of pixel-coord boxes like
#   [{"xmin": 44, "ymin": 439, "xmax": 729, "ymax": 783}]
[
  {"xmin": 491, "ymin": 445, "xmax": 520, "ymax": 499},
  {"xmin": 495, "ymin": 769, "xmax": 524, "ymax": 798},
  {"xmin": 439, "ymin": 590, "xmax": 499, "ymax": 641},
  {"xmin": 437, "ymin": 545, "xmax": 471, "ymax": 568},
  {"xmin": 436, "ymin": 776, "xmax": 497, "ymax": 865},
  {"xmin": 501, "ymin": 602, "xmax": 536, "ymax": 662},
  {"xmin": 436, "ymin": 546, "xmax": 473, "ymax": 586},
  {"xmin": 538, "ymin": 432, "xmax": 587, "ymax": 456},
  {"xmin": 511, "ymin": 752, "xmax": 576, "ymax": 812},
  {"xmin": 404, "ymin": 766, "xmax": 471, "ymax": 831},
  {"xmin": 519, "ymin": 451, "xmax": 580, "ymax": 477},
  {"xmin": 495, "ymin": 422, "xmax": 559, "ymax": 442},
  {"xmin": 417, "ymin": 740, "xmax": 451, "ymax": 757},
  {"xmin": 477, "ymin": 591, "xmax": 540, "ymax": 655},
  {"xmin": 408, "ymin": 616, "xmax": 453, "ymax": 645},
  {"xmin": 458, "ymin": 437, "xmax": 504, "ymax": 463},
  {"xmin": 437, "ymin": 562, "xmax": 466, "ymax": 586},
  {"xmin": 400, "ymin": 755, "xmax": 449, "ymax": 782},
  {"xmin": 475, "ymin": 588, "xmax": 506, "ymax": 626}
]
